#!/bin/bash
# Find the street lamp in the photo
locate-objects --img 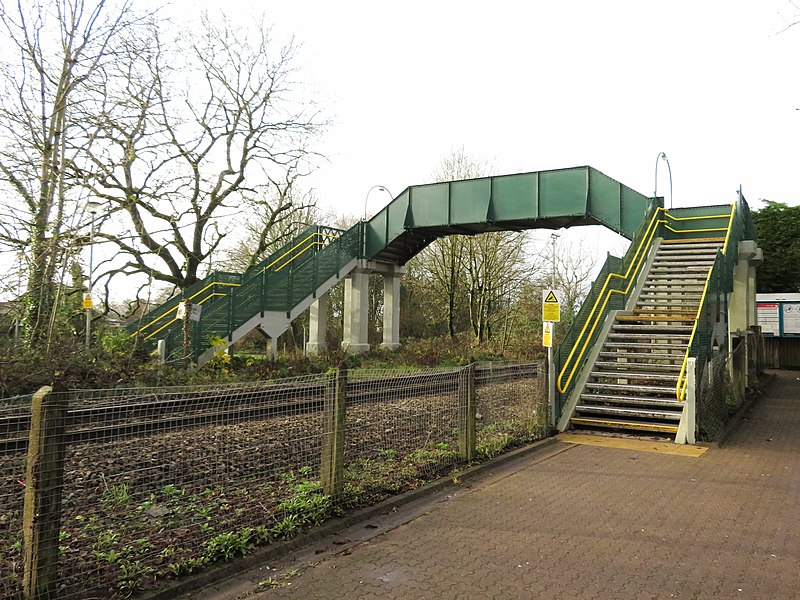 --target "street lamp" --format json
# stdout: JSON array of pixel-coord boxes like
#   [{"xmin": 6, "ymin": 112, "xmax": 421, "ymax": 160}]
[
  {"xmin": 85, "ymin": 200, "xmax": 103, "ymax": 348},
  {"xmin": 654, "ymin": 152, "xmax": 673, "ymax": 209},
  {"xmin": 364, "ymin": 185, "xmax": 393, "ymax": 221}
]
